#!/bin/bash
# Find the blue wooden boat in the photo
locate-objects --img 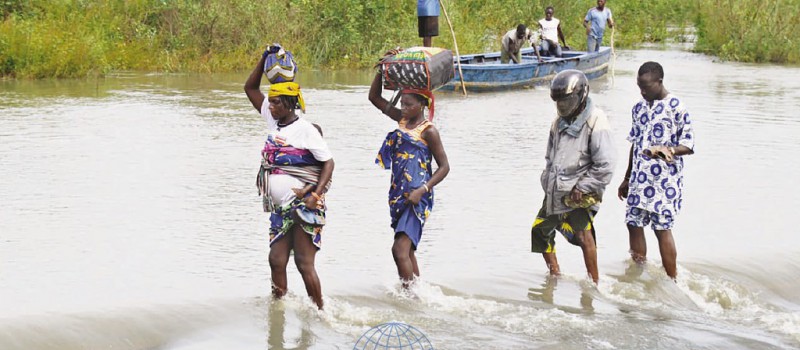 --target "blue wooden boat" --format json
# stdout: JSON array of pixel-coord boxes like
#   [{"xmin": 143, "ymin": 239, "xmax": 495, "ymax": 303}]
[{"xmin": 441, "ymin": 47, "xmax": 612, "ymax": 92}]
